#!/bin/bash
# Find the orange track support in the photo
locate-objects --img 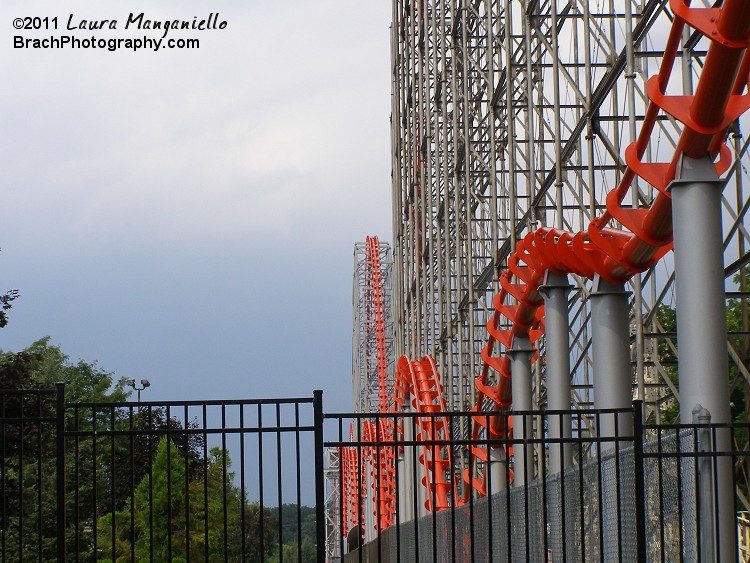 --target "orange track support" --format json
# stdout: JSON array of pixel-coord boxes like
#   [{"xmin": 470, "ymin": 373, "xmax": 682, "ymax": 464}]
[
  {"xmin": 465, "ymin": 0, "xmax": 750, "ymax": 498},
  {"xmin": 394, "ymin": 355, "xmax": 456, "ymax": 511},
  {"xmin": 342, "ymin": 236, "xmax": 398, "ymax": 536},
  {"xmin": 365, "ymin": 236, "xmax": 391, "ymax": 413},
  {"xmin": 341, "ymin": 425, "xmax": 362, "ymax": 537}
]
